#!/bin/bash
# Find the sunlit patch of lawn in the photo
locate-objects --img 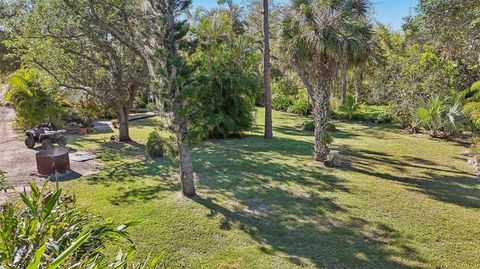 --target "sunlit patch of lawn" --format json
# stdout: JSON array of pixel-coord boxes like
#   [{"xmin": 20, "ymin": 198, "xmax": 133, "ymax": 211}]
[{"xmin": 63, "ymin": 108, "xmax": 480, "ymax": 269}]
